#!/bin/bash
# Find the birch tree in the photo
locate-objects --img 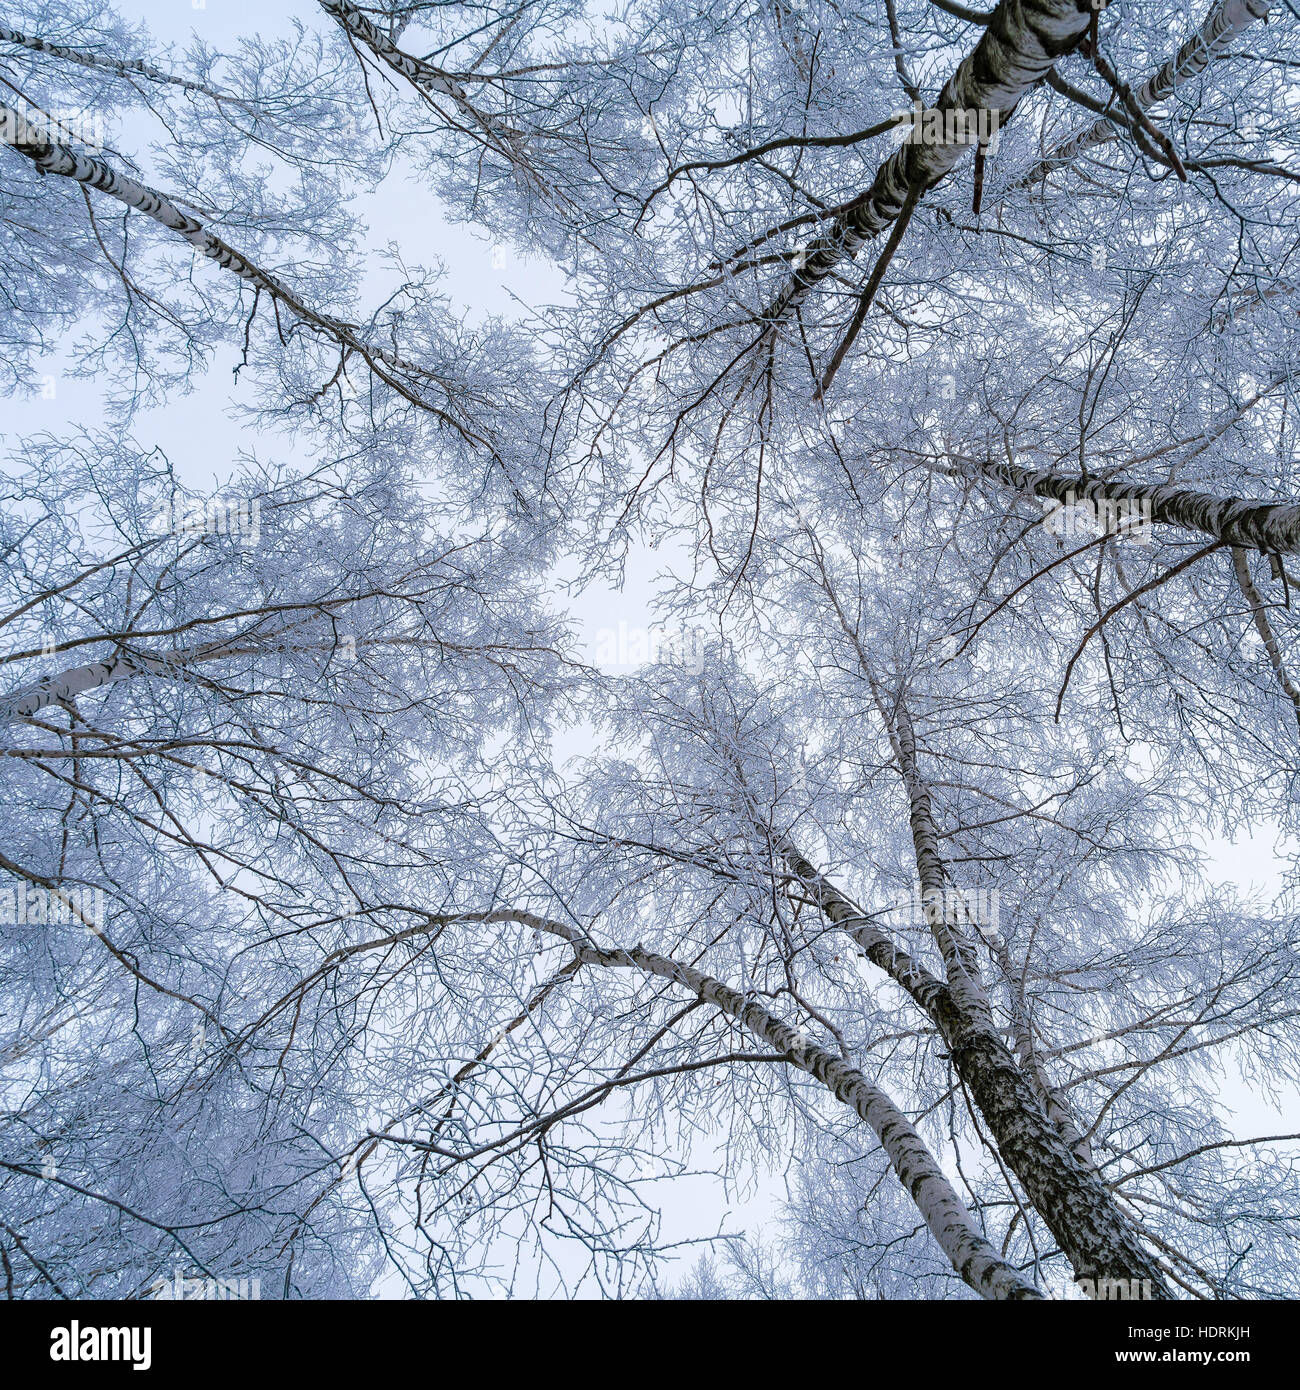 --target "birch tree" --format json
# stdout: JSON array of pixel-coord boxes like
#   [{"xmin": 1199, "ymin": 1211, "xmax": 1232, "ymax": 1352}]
[{"xmin": 2, "ymin": 0, "xmax": 1299, "ymax": 1301}]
